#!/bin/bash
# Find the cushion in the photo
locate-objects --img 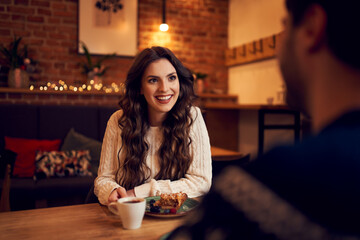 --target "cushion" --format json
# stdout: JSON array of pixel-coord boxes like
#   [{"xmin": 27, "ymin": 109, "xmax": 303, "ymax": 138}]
[
  {"xmin": 35, "ymin": 150, "xmax": 93, "ymax": 179},
  {"xmin": 61, "ymin": 128, "xmax": 102, "ymax": 175},
  {"xmin": 5, "ymin": 137, "xmax": 61, "ymax": 178}
]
